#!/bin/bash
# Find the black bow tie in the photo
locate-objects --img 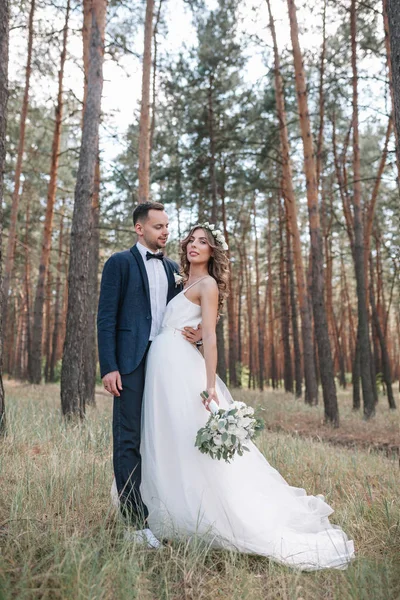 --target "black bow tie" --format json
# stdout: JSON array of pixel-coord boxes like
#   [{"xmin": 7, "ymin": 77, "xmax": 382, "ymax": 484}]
[{"xmin": 146, "ymin": 251, "xmax": 164, "ymax": 261}]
